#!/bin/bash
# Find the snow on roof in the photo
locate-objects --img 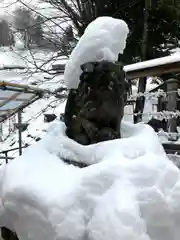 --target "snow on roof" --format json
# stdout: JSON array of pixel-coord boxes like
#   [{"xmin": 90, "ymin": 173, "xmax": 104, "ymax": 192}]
[
  {"xmin": 124, "ymin": 54, "xmax": 180, "ymax": 73},
  {"xmin": 0, "ymin": 50, "xmax": 26, "ymax": 69},
  {"xmin": 0, "ymin": 0, "xmax": 60, "ymax": 18}
]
